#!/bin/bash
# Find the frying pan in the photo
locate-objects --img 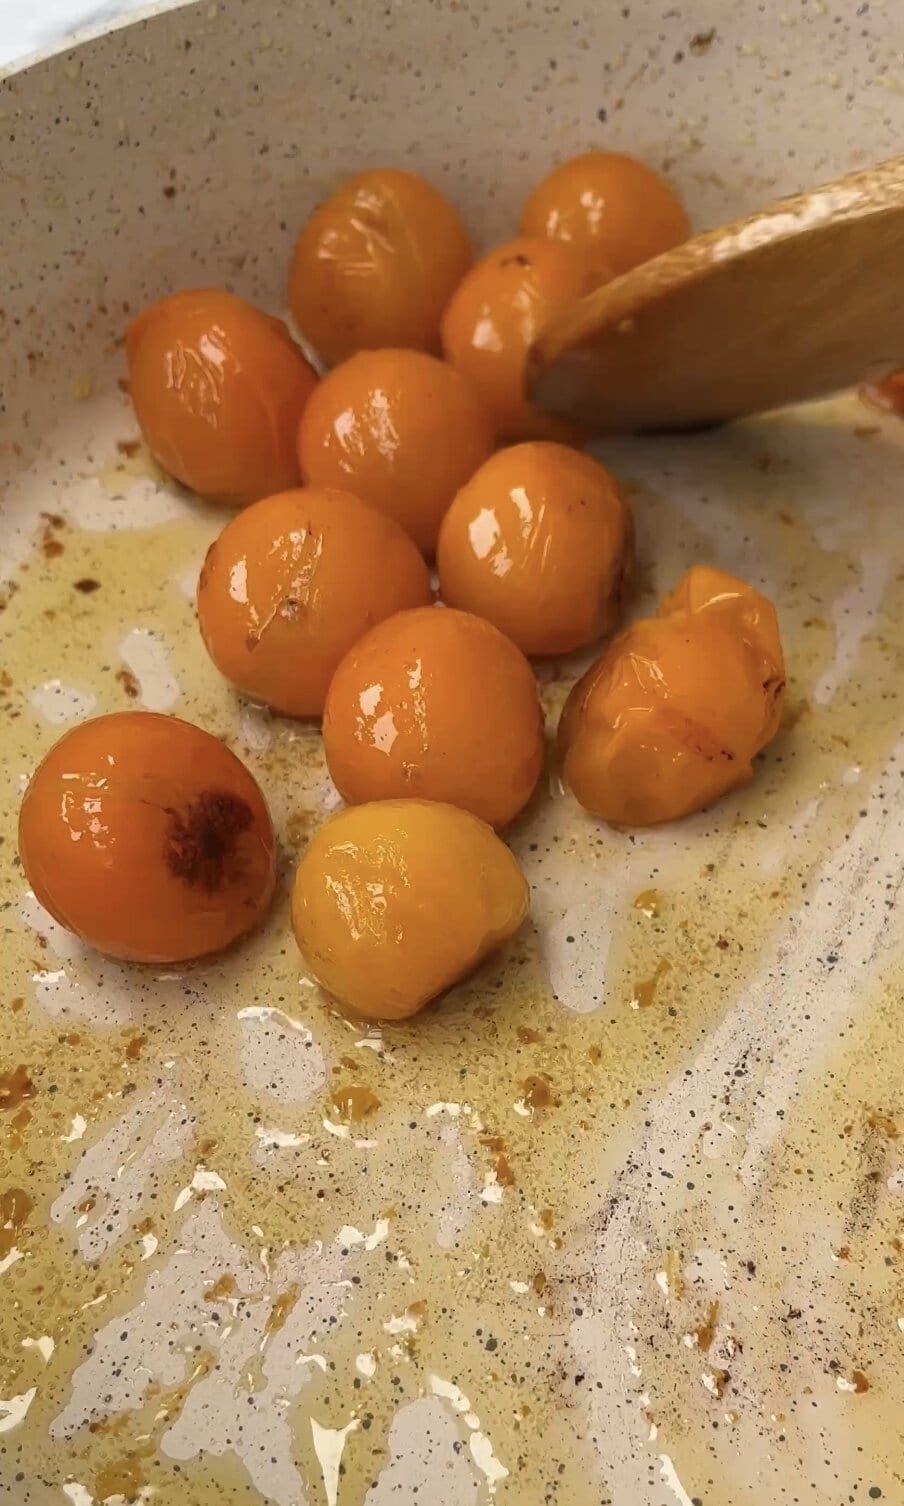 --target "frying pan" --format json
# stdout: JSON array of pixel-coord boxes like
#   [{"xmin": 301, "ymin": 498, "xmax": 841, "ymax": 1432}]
[{"xmin": 2, "ymin": 3, "xmax": 904, "ymax": 1502}]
